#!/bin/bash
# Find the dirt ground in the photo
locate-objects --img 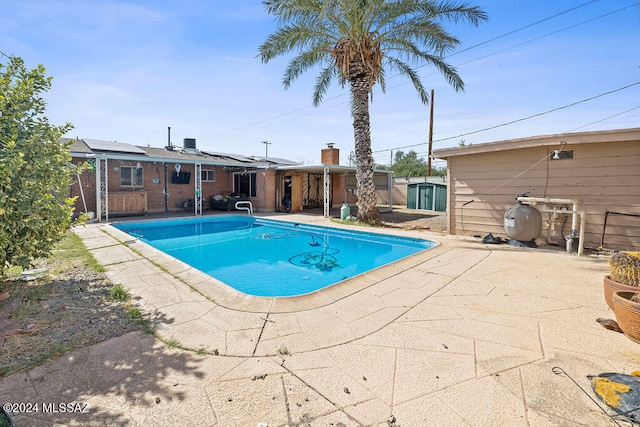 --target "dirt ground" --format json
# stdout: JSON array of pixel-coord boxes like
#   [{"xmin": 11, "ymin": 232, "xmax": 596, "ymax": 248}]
[
  {"xmin": 379, "ymin": 206, "xmax": 447, "ymax": 233},
  {"xmin": 0, "ymin": 259, "xmax": 142, "ymax": 378}
]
